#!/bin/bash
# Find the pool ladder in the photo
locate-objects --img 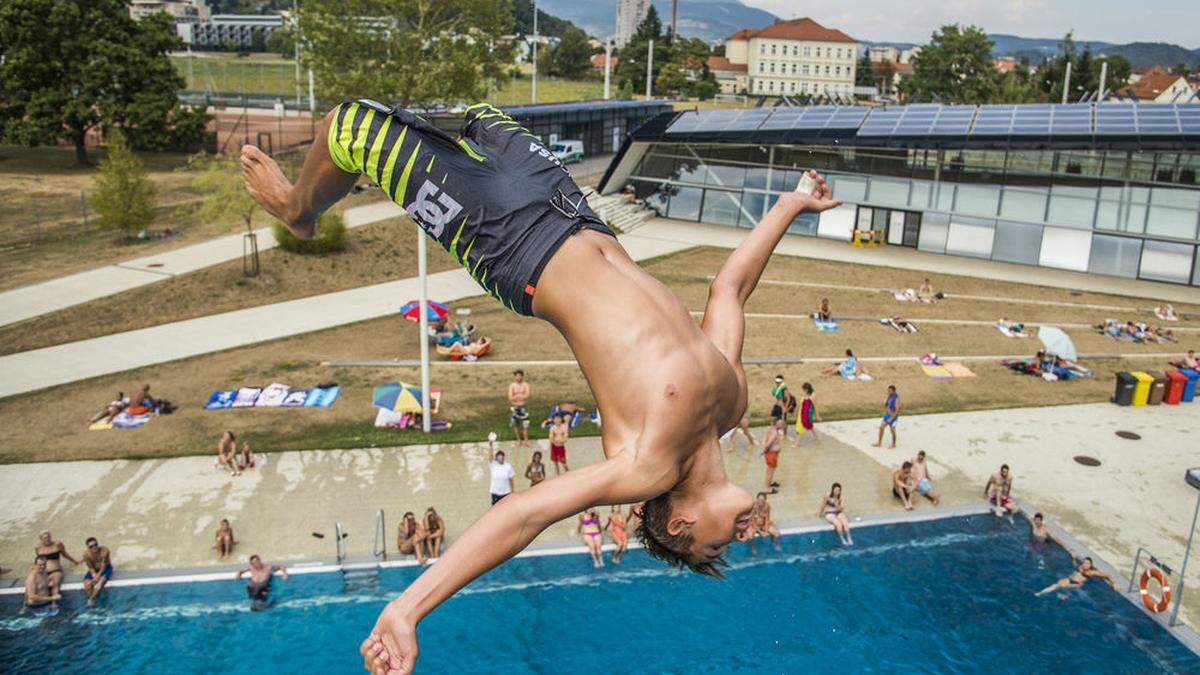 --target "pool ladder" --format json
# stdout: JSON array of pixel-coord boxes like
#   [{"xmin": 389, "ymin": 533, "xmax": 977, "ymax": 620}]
[{"xmin": 338, "ymin": 510, "xmax": 387, "ymax": 592}]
